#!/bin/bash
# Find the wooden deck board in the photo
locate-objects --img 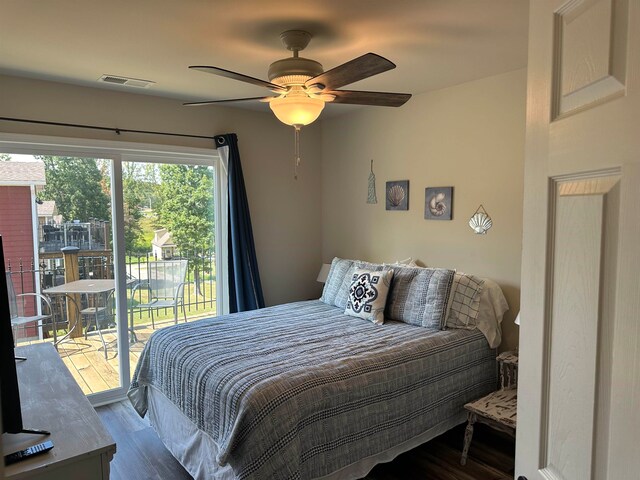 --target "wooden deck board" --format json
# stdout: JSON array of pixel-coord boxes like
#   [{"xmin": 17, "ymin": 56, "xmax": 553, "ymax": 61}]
[{"xmin": 15, "ymin": 318, "xmax": 179, "ymax": 394}]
